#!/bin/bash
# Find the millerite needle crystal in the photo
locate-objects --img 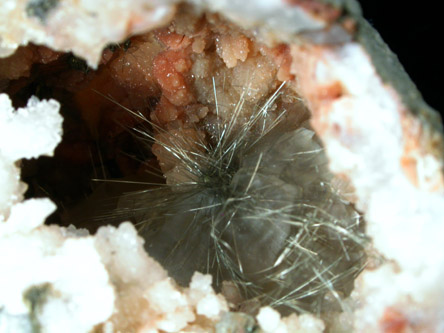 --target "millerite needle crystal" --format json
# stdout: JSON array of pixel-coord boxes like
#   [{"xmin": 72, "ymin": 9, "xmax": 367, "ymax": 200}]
[{"xmin": 111, "ymin": 81, "xmax": 367, "ymax": 314}]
